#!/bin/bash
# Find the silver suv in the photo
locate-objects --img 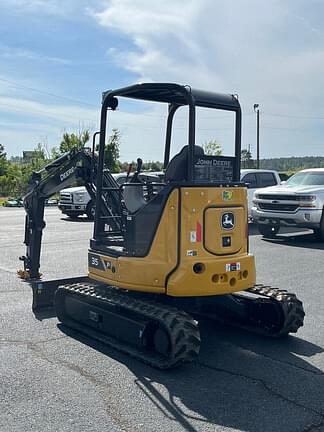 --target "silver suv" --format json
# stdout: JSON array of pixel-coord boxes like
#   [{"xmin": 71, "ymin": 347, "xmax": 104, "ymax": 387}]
[{"xmin": 251, "ymin": 168, "xmax": 324, "ymax": 238}]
